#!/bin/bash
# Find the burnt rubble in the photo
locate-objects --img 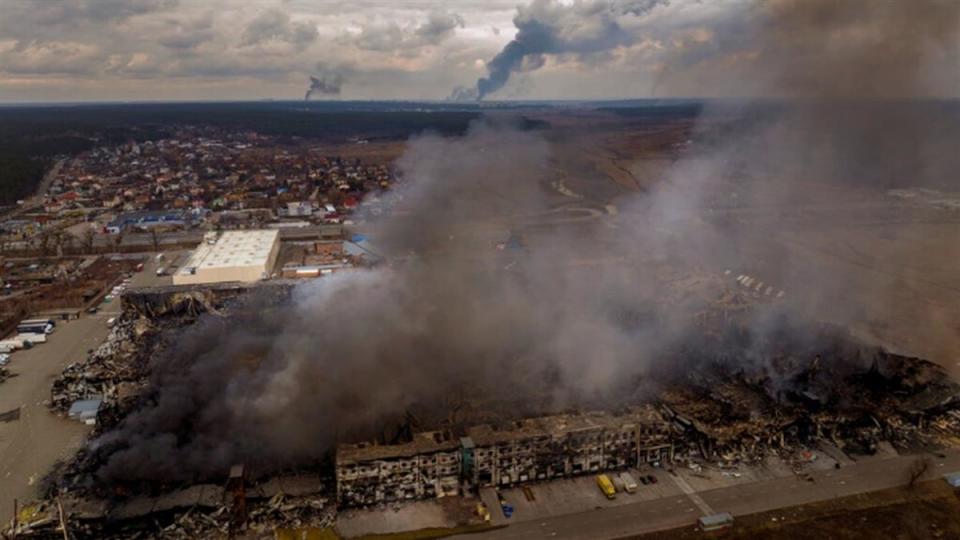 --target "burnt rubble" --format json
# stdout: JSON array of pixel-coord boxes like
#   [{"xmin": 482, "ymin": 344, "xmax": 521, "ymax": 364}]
[
  {"xmin": 6, "ymin": 282, "xmax": 960, "ymax": 538},
  {"xmin": 8, "ymin": 475, "xmax": 333, "ymax": 539},
  {"xmin": 659, "ymin": 347, "xmax": 960, "ymax": 466},
  {"xmin": 50, "ymin": 318, "xmax": 156, "ymax": 423}
]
